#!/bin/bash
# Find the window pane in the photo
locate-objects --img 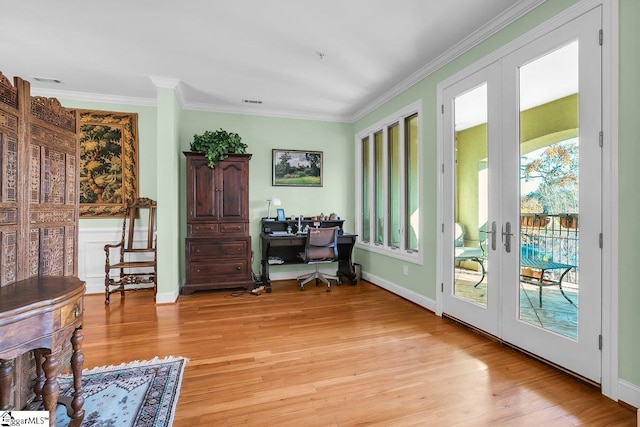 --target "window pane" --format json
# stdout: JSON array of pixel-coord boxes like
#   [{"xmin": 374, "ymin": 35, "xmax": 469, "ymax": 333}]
[
  {"xmin": 388, "ymin": 123, "xmax": 400, "ymax": 248},
  {"xmin": 405, "ymin": 114, "xmax": 419, "ymax": 251},
  {"xmin": 361, "ymin": 137, "xmax": 370, "ymax": 242},
  {"xmin": 374, "ymin": 131, "xmax": 384, "ymax": 244}
]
